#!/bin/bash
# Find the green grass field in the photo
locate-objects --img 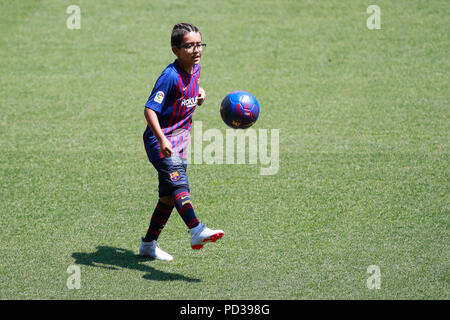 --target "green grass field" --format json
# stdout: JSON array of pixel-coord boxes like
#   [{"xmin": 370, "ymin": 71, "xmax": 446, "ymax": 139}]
[{"xmin": 1, "ymin": 0, "xmax": 448, "ymax": 299}]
